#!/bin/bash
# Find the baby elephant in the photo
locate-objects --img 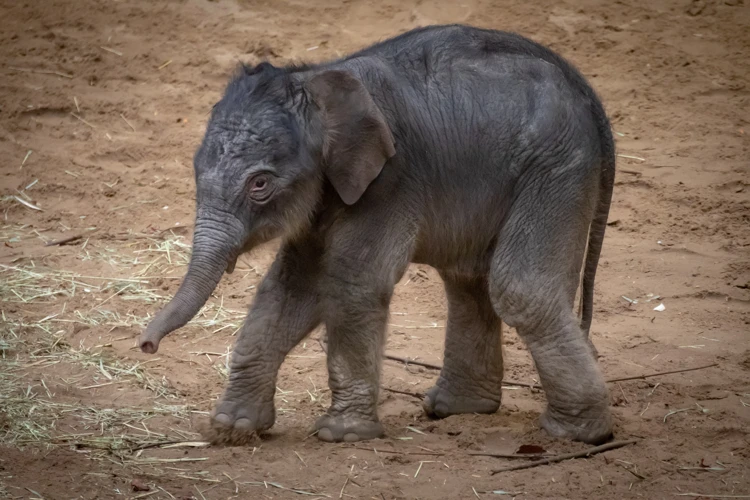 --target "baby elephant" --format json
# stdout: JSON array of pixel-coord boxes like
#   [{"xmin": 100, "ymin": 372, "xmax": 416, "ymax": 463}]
[{"xmin": 139, "ymin": 24, "xmax": 616, "ymax": 445}]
